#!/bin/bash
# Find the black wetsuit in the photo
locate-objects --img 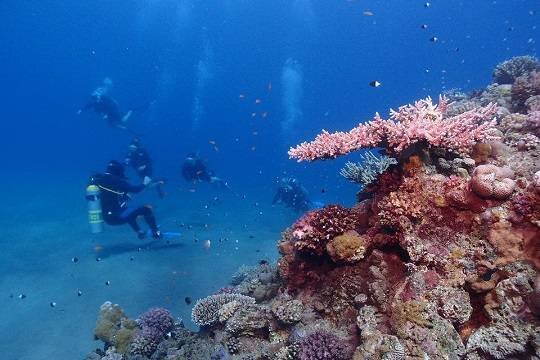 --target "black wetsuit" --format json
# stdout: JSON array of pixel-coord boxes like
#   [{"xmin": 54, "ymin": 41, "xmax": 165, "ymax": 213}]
[
  {"xmin": 182, "ymin": 158, "xmax": 211, "ymax": 182},
  {"xmin": 273, "ymin": 182, "xmax": 310, "ymax": 212},
  {"xmin": 95, "ymin": 173, "xmax": 158, "ymax": 234},
  {"xmin": 125, "ymin": 148, "xmax": 153, "ymax": 178},
  {"xmin": 81, "ymin": 95, "xmax": 123, "ymax": 126}
]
